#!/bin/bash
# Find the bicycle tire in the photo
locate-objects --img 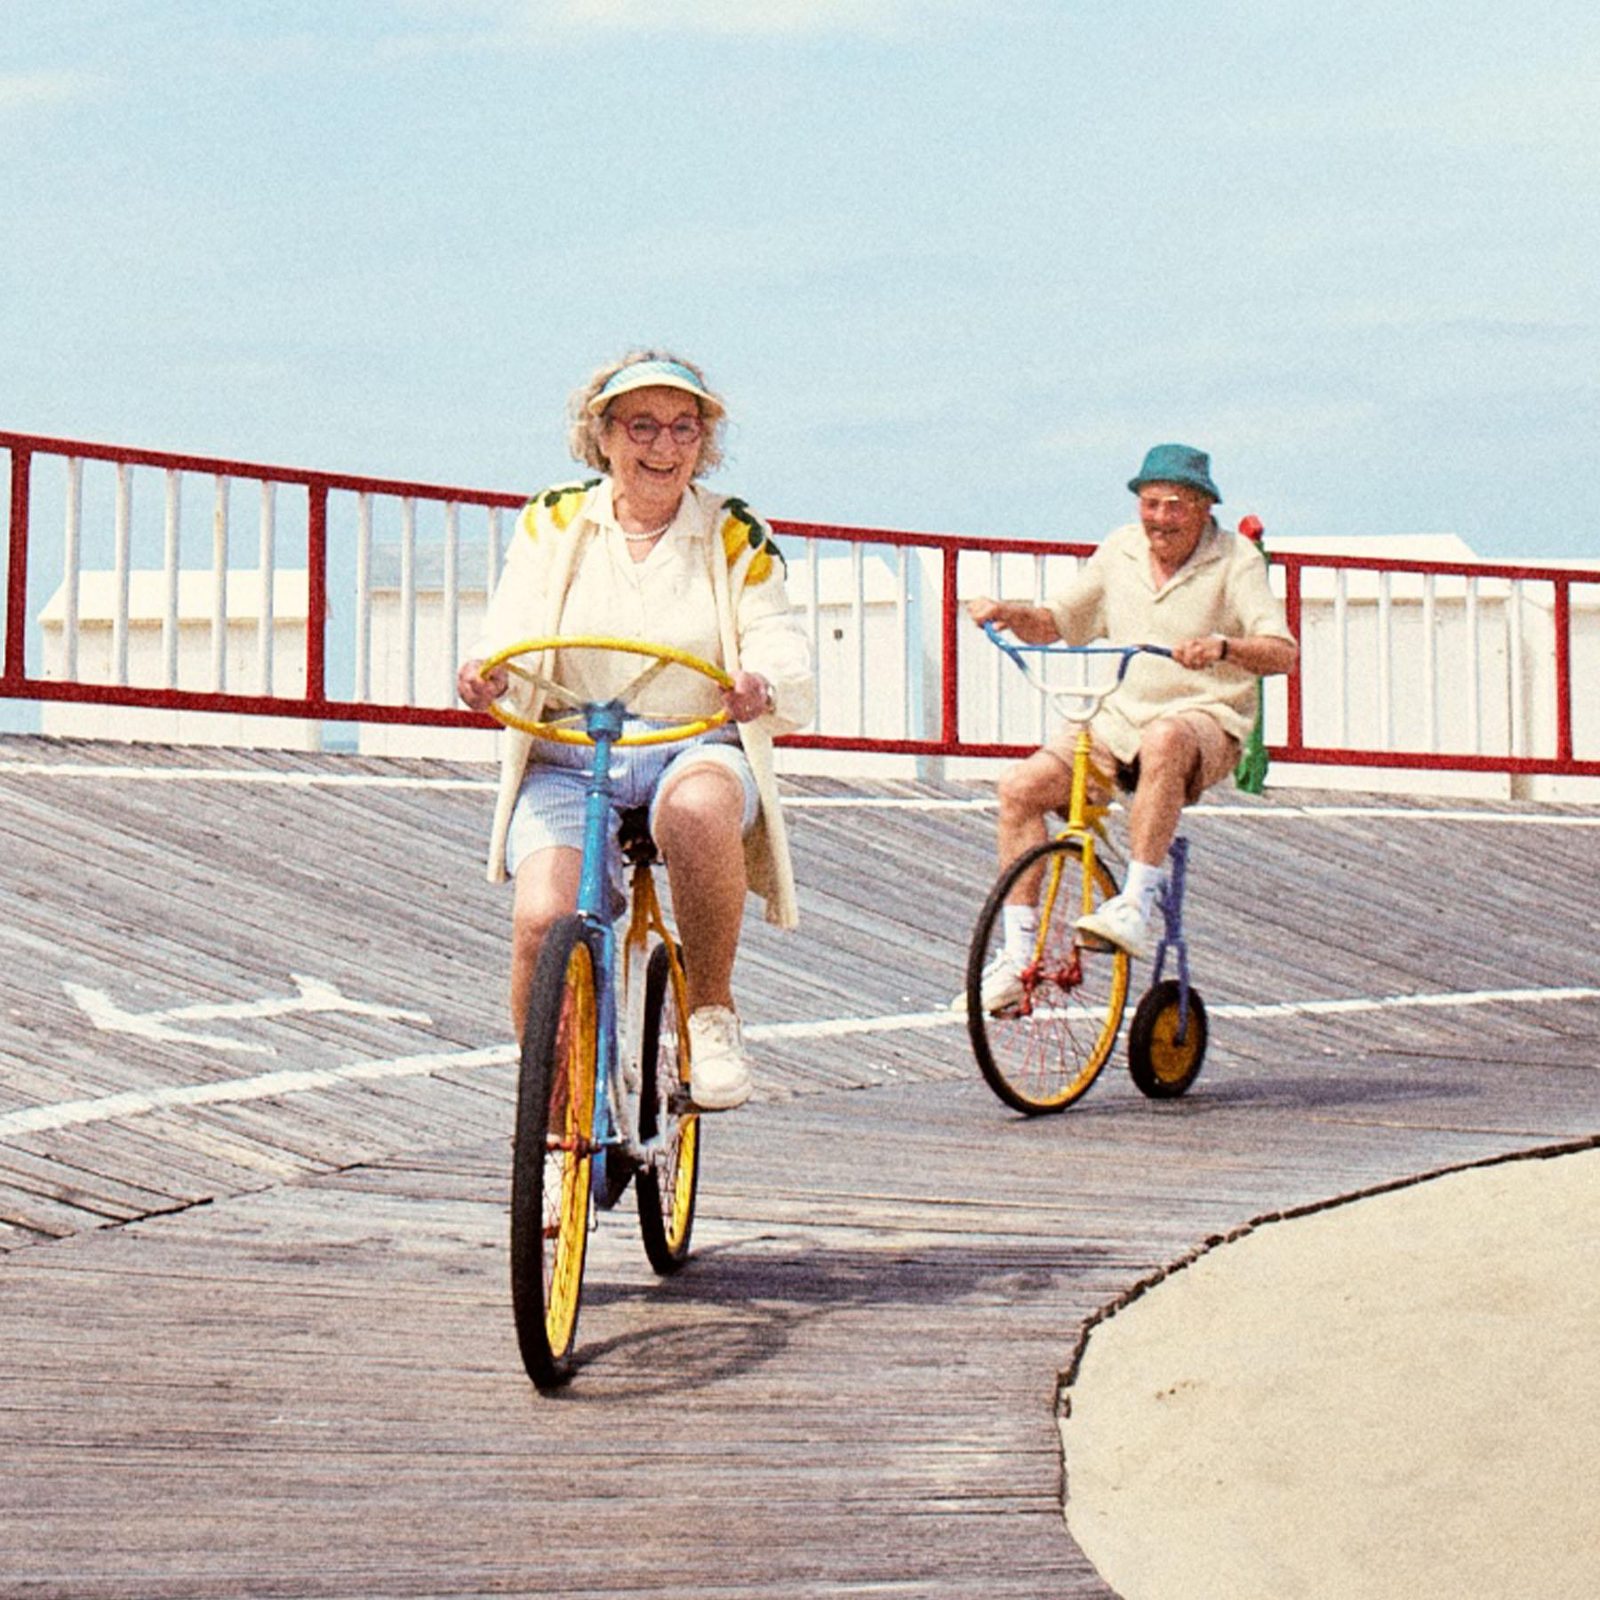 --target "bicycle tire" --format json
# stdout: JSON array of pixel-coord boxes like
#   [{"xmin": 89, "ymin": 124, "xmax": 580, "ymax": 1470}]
[
  {"xmin": 966, "ymin": 837, "xmax": 1131, "ymax": 1114},
  {"xmin": 636, "ymin": 940, "xmax": 700, "ymax": 1274},
  {"xmin": 1127, "ymin": 978, "xmax": 1208, "ymax": 1099},
  {"xmin": 510, "ymin": 915, "xmax": 599, "ymax": 1390}
]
